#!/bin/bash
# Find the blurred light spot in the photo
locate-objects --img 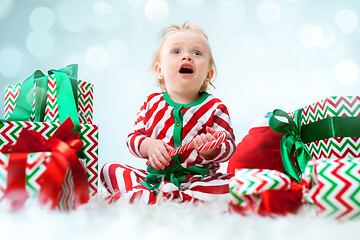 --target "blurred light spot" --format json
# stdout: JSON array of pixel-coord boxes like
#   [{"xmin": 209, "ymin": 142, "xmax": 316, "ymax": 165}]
[
  {"xmin": 93, "ymin": 1, "xmax": 112, "ymax": 14},
  {"xmin": 0, "ymin": 0, "xmax": 12, "ymax": 18},
  {"xmin": 323, "ymin": 40, "xmax": 344, "ymax": 59},
  {"xmin": 0, "ymin": 48, "xmax": 22, "ymax": 77},
  {"xmin": 312, "ymin": 26, "xmax": 323, "ymax": 45},
  {"xmin": 227, "ymin": 36, "xmax": 265, "ymax": 68},
  {"xmin": 335, "ymin": 60, "xmax": 358, "ymax": 84},
  {"xmin": 30, "ymin": 7, "xmax": 55, "ymax": 31},
  {"xmin": 57, "ymin": 0, "xmax": 91, "ymax": 32},
  {"xmin": 144, "ymin": 0, "xmax": 169, "ymax": 23},
  {"xmin": 219, "ymin": 0, "xmax": 246, "ymax": 25},
  {"xmin": 26, "ymin": 31, "xmax": 54, "ymax": 57},
  {"xmin": 128, "ymin": 0, "xmax": 146, "ymax": 8},
  {"xmin": 320, "ymin": 26, "xmax": 336, "ymax": 49},
  {"xmin": 180, "ymin": 0, "xmax": 203, "ymax": 8},
  {"xmin": 85, "ymin": 46, "xmax": 109, "ymax": 71},
  {"xmin": 107, "ymin": 40, "xmax": 129, "ymax": 66},
  {"xmin": 257, "ymin": 1, "xmax": 281, "ymax": 25},
  {"xmin": 91, "ymin": 1, "xmax": 118, "ymax": 30},
  {"xmin": 335, "ymin": 9, "xmax": 358, "ymax": 33},
  {"xmin": 299, "ymin": 24, "xmax": 323, "ymax": 47}
]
